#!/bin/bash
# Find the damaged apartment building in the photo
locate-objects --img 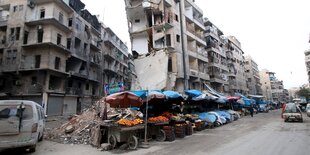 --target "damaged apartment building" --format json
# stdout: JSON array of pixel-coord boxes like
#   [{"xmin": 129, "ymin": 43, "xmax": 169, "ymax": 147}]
[
  {"xmin": 124, "ymin": 0, "xmax": 208, "ymax": 91},
  {"xmin": 0, "ymin": 0, "xmax": 134, "ymax": 116},
  {"xmin": 224, "ymin": 36, "xmax": 248, "ymax": 95},
  {"xmin": 245, "ymin": 55, "xmax": 262, "ymax": 95},
  {"xmin": 260, "ymin": 69, "xmax": 287, "ymax": 102},
  {"xmin": 125, "ymin": 0, "xmax": 260, "ymax": 95},
  {"xmin": 204, "ymin": 18, "xmax": 228, "ymax": 93}
]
